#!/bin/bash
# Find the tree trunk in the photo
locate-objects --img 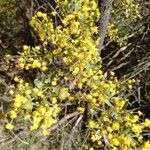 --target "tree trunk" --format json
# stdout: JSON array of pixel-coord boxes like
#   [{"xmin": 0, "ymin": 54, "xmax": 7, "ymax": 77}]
[{"xmin": 98, "ymin": 0, "xmax": 114, "ymax": 52}]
